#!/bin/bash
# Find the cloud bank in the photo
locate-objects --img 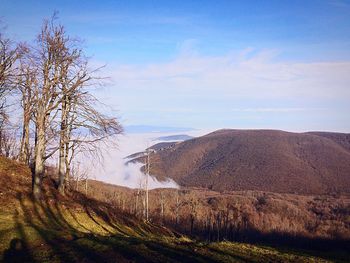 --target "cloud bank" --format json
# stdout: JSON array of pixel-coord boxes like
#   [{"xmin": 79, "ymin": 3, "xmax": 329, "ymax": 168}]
[
  {"xmin": 85, "ymin": 132, "xmax": 187, "ymax": 189},
  {"xmin": 98, "ymin": 47, "xmax": 350, "ymax": 131}
]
